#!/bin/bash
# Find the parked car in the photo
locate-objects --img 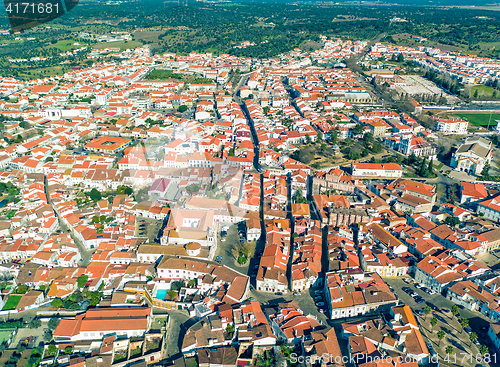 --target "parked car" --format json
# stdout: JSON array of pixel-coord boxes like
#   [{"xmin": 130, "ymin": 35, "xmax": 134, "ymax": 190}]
[
  {"xmin": 315, "ymin": 290, "xmax": 322, "ymax": 295},
  {"xmin": 276, "ymin": 292, "xmax": 283, "ymax": 296},
  {"xmin": 421, "ymin": 287, "xmax": 429, "ymax": 293},
  {"xmin": 415, "ymin": 283, "xmax": 425, "ymax": 289},
  {"xmin": 316, "ymin": 302, "xmax": 325, "ymax": 307},
  {"xmin": 474, "ymin": 339, "xmax": 480, "ymax": 345},
  {"xmin": 416, "ymin": 298, "xmax": 425, "ymax": 304},
  {"xmin": 426, "ymin": 342, "xmax": 437, "ymax": 357},
  {"xmin": 464, "ymin": 327, "xmax": 472, "ymax": 334},
  {"xmin": 403, "ymin": 278, "xmax": 412, "ymax": 284},
  {"xmin": 416, "ymin": 309, "xmax": 425, "ymax": 316}
]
